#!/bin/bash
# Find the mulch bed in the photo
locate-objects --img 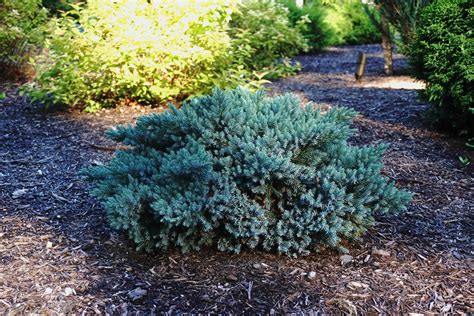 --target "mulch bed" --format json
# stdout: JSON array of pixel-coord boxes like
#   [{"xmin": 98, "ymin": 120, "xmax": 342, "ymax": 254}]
[{"xmin": 0, "ymin": 45, "xmax": 472, "ymax": 314}]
